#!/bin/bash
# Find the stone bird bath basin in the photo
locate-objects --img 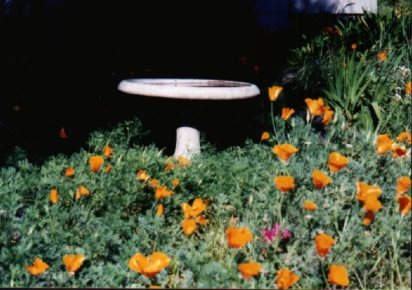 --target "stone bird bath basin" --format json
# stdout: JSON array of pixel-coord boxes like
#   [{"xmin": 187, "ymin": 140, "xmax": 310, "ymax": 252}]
[{"xmin": 118, "ymin": 78, "xmax": 260, "ymax": 158}]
